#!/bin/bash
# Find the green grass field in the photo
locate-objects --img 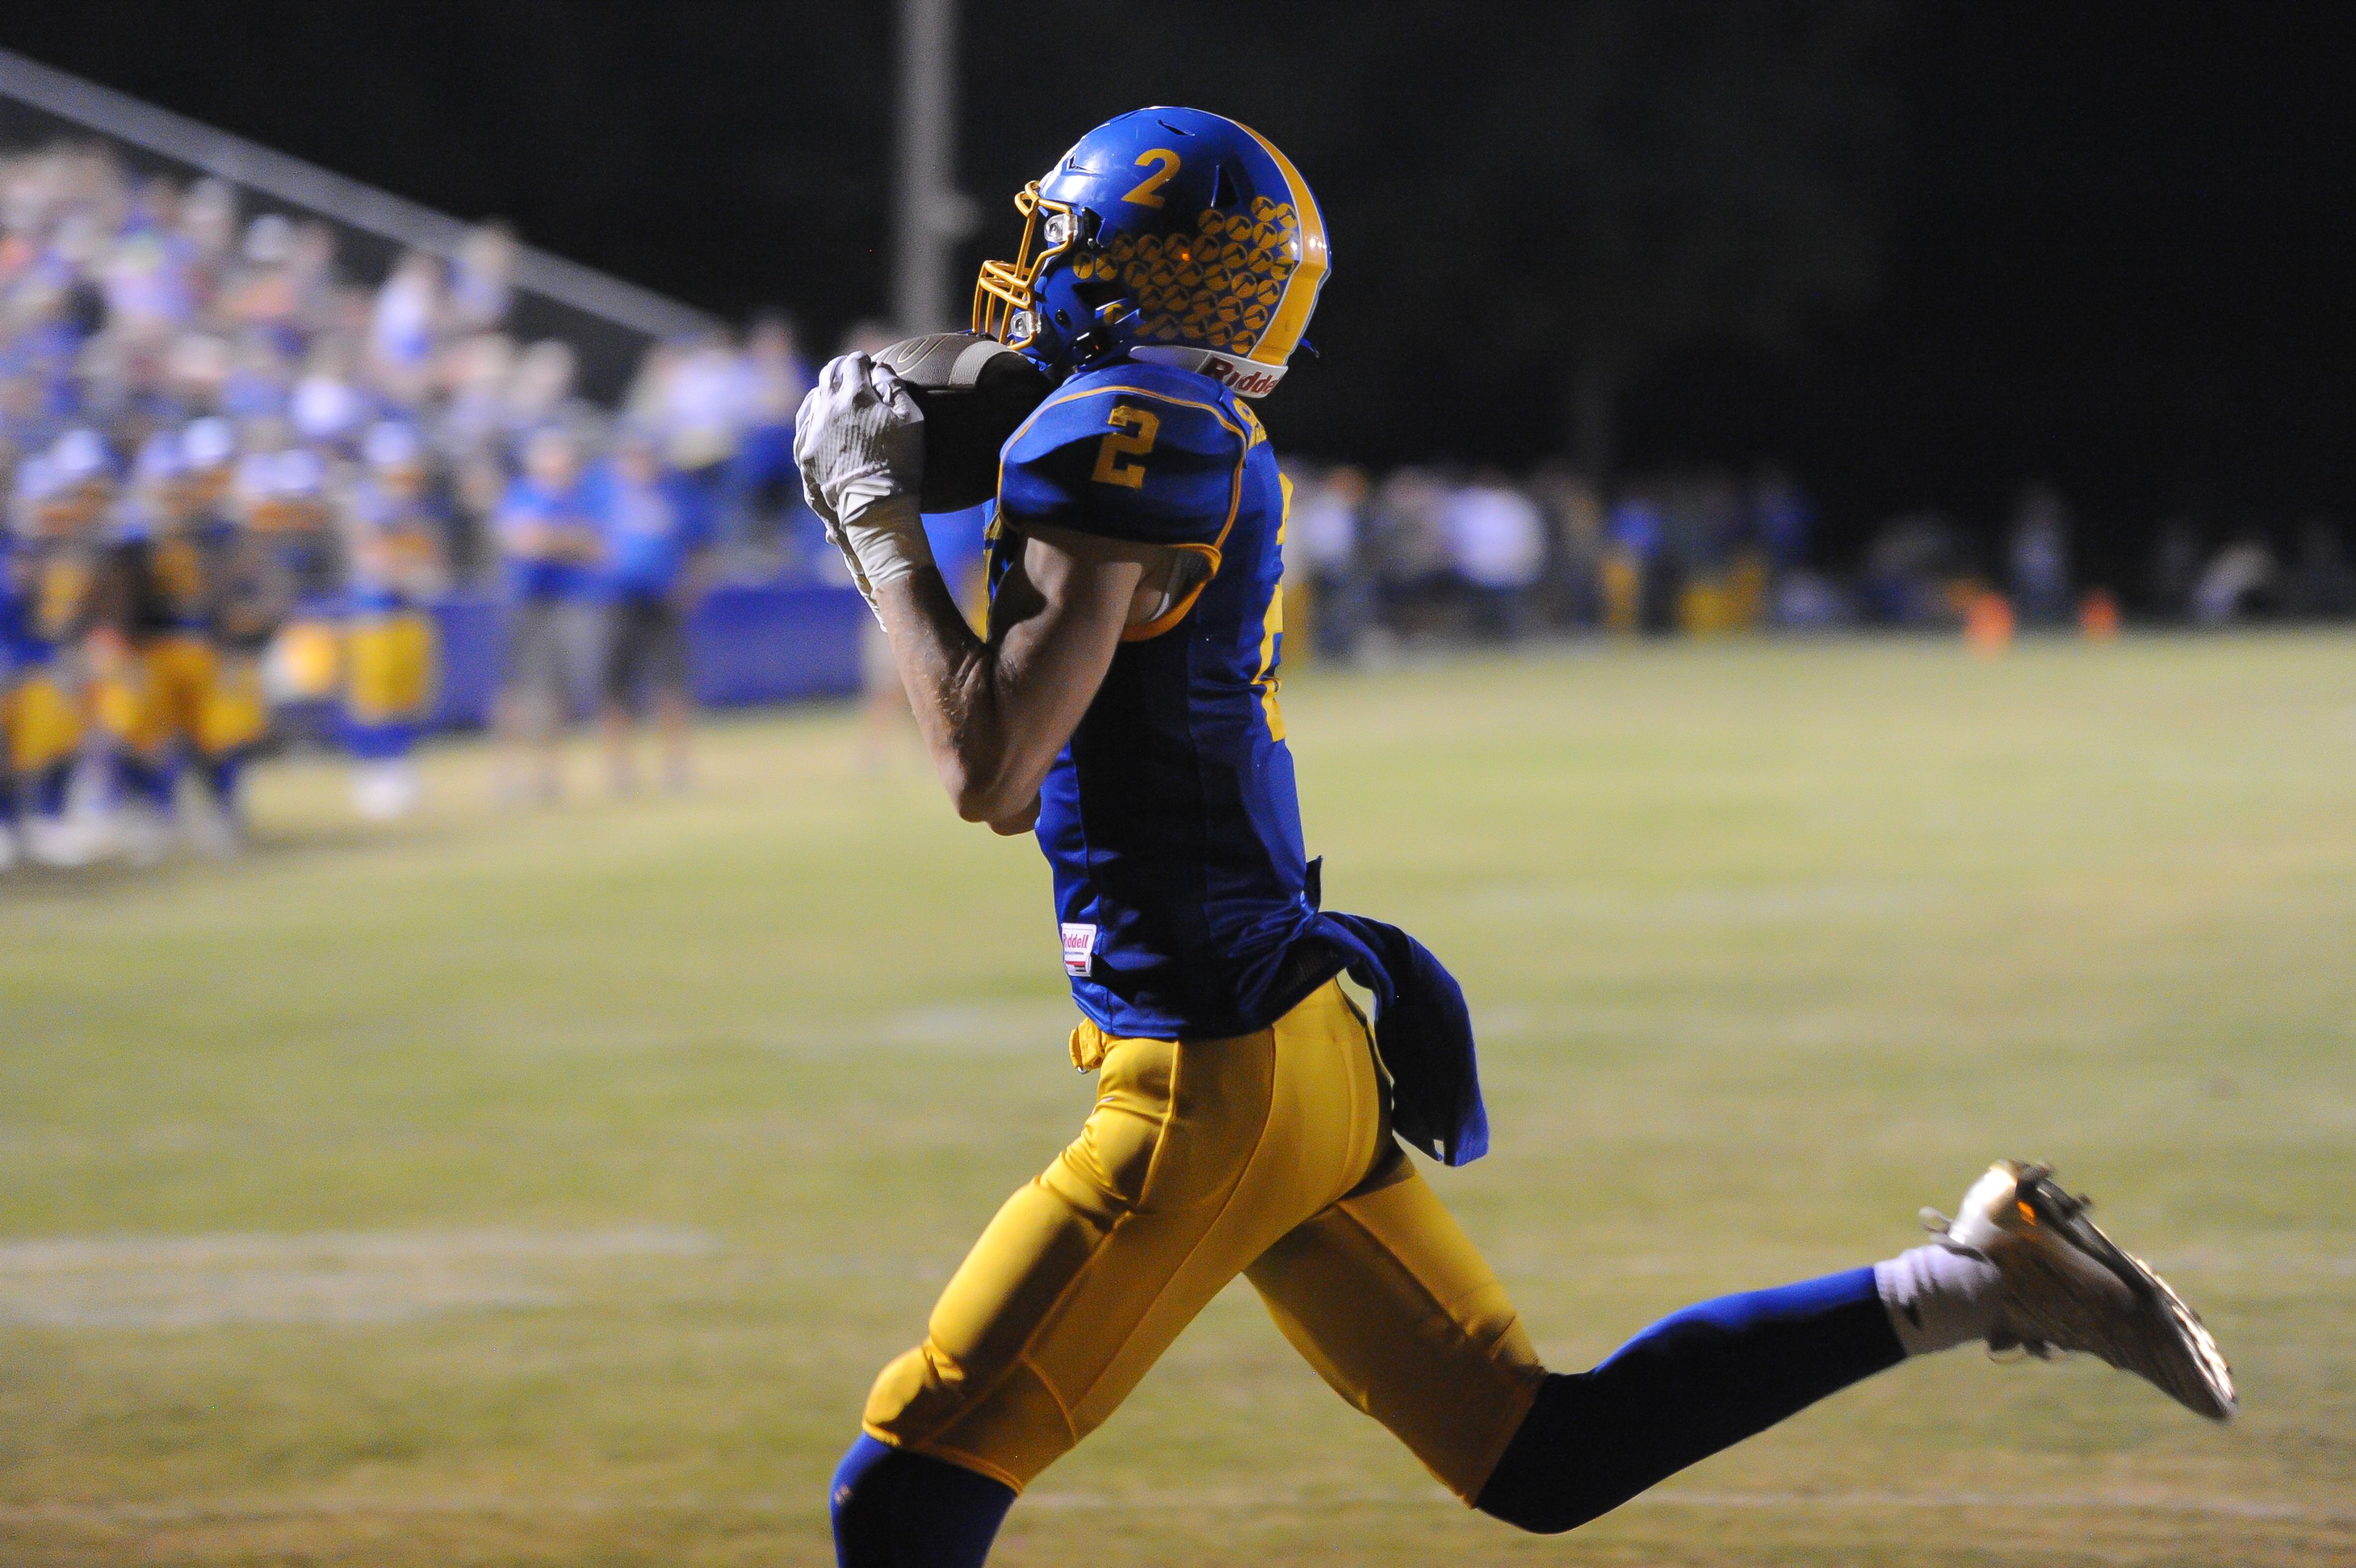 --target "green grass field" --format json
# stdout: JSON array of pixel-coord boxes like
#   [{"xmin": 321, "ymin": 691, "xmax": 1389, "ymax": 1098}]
[{"xmin": 3, "ymin": 634, "xmax": 2352, "ymax": 1567}]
